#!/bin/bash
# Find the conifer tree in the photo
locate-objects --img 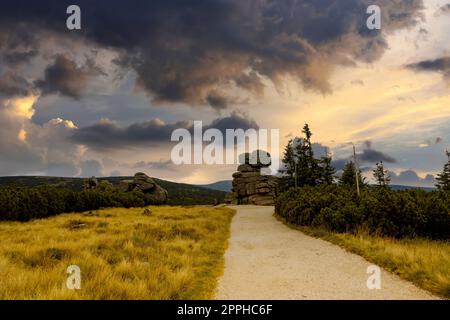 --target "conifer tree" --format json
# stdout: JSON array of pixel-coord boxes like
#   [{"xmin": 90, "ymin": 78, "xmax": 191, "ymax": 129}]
[
  {"xmin": 339, "ymin": 161, "xmax": 365, "ymax": 187},
  {"xmin": 436, "ymin": 150, "xmax": 450, "ymax": 191},
  {"xmin": 373, "ymin": 161, "xmax": 390, "ymax": 187},
  {"xmin": 294, "ymin": 124, "xmax": 321, "ymax": 186},
  {"xmin": 282, "ymin": 139, "xmax": 295, "ymax": 178},
  {"xmin": 319, "ymin": 153, "xmax": 336, "ymax": 185},
  {"xmin": 281, "ymin": 124, "xmax": 335, "ymax": 187}
]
